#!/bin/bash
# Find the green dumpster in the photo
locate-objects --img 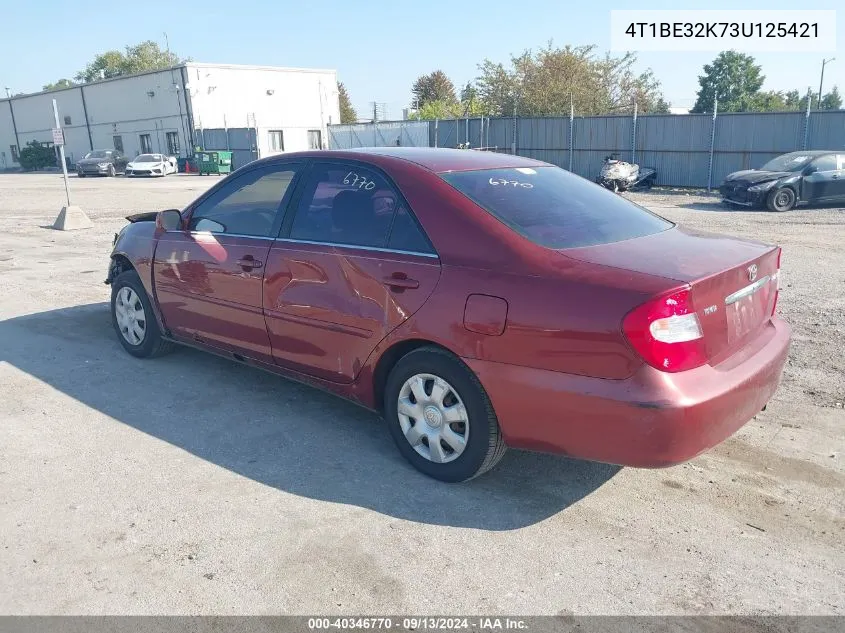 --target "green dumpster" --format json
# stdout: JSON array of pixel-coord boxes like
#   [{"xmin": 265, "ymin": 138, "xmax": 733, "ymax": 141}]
[{"xmin": 197, "ymin": 151, "xmax": 233, "ymax": 175}]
